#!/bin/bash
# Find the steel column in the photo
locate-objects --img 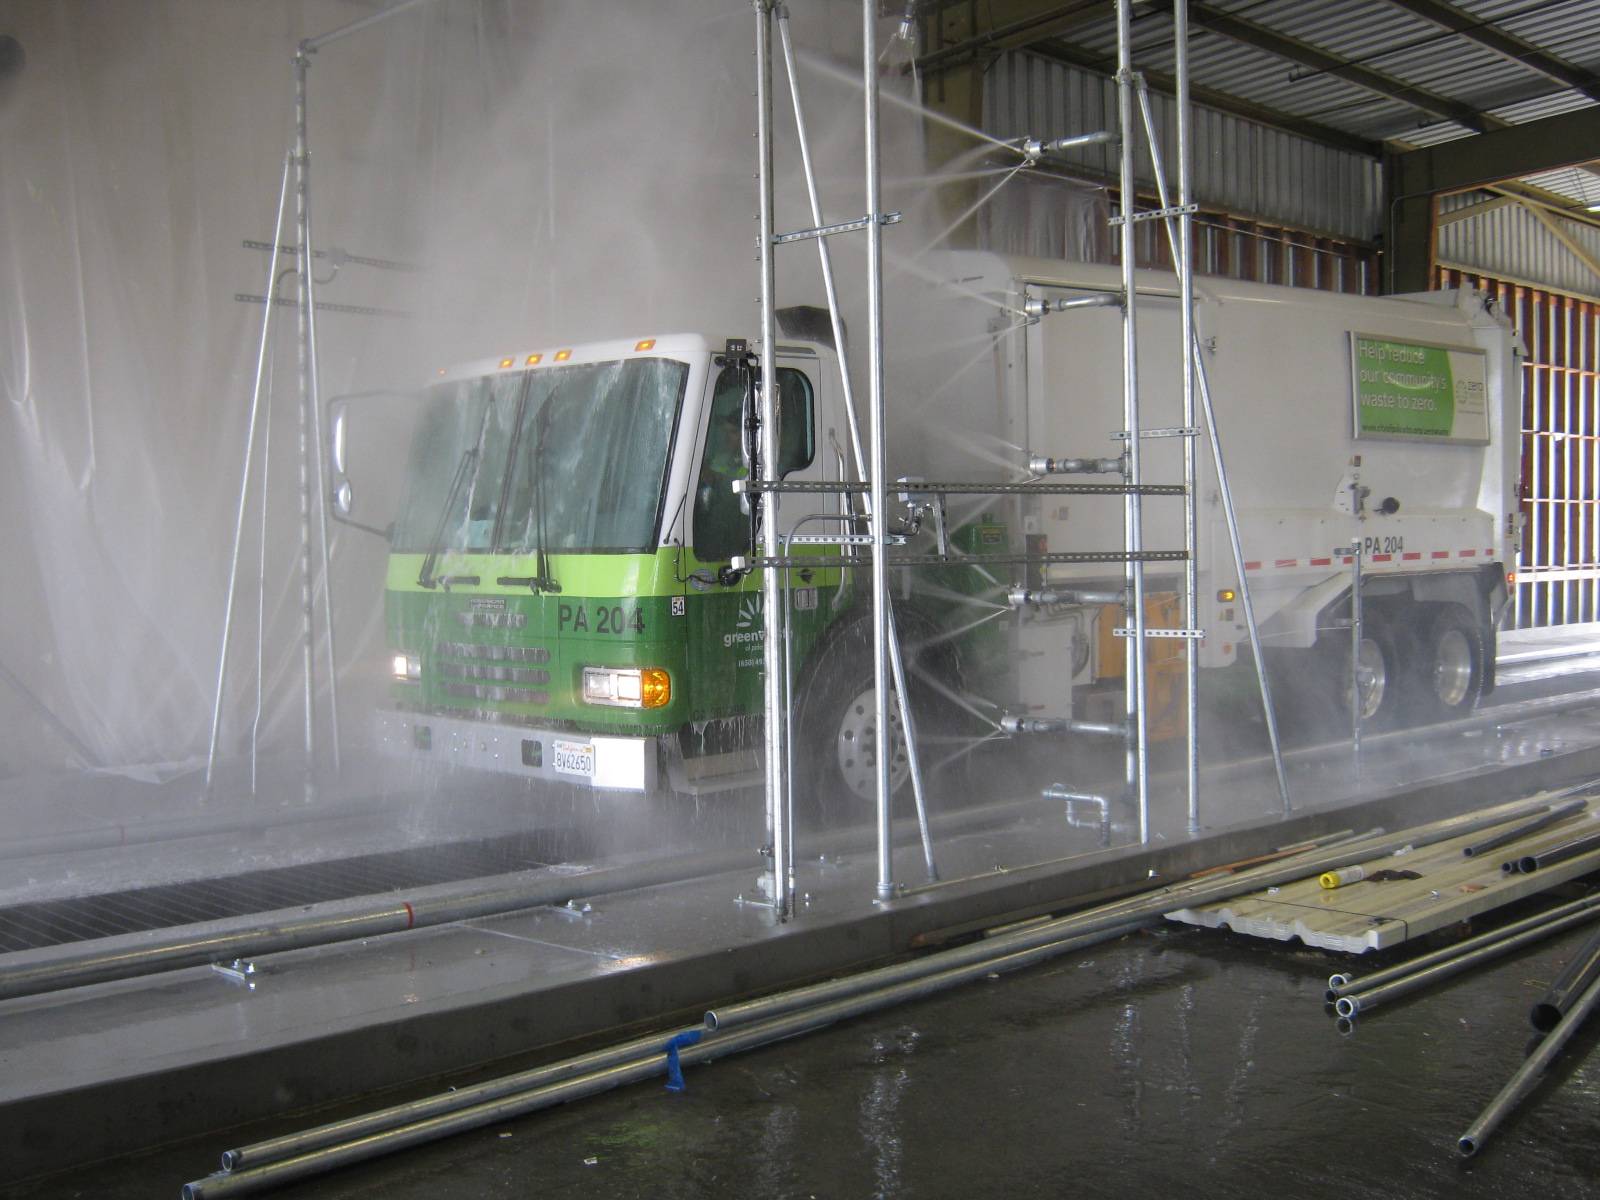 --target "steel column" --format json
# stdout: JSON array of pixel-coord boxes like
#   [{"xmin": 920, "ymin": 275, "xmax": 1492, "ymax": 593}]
[
  {"xmin": 754, "ymin": 1, "xmax": 789, "ymax": 918},
  {"xmin": 1175, "ymin": 0, "xmax": 1200, "ymax": 834},
  {"xmin": 1114, "ymin": 0, "xmax": 1150, "ymax": 842}
]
